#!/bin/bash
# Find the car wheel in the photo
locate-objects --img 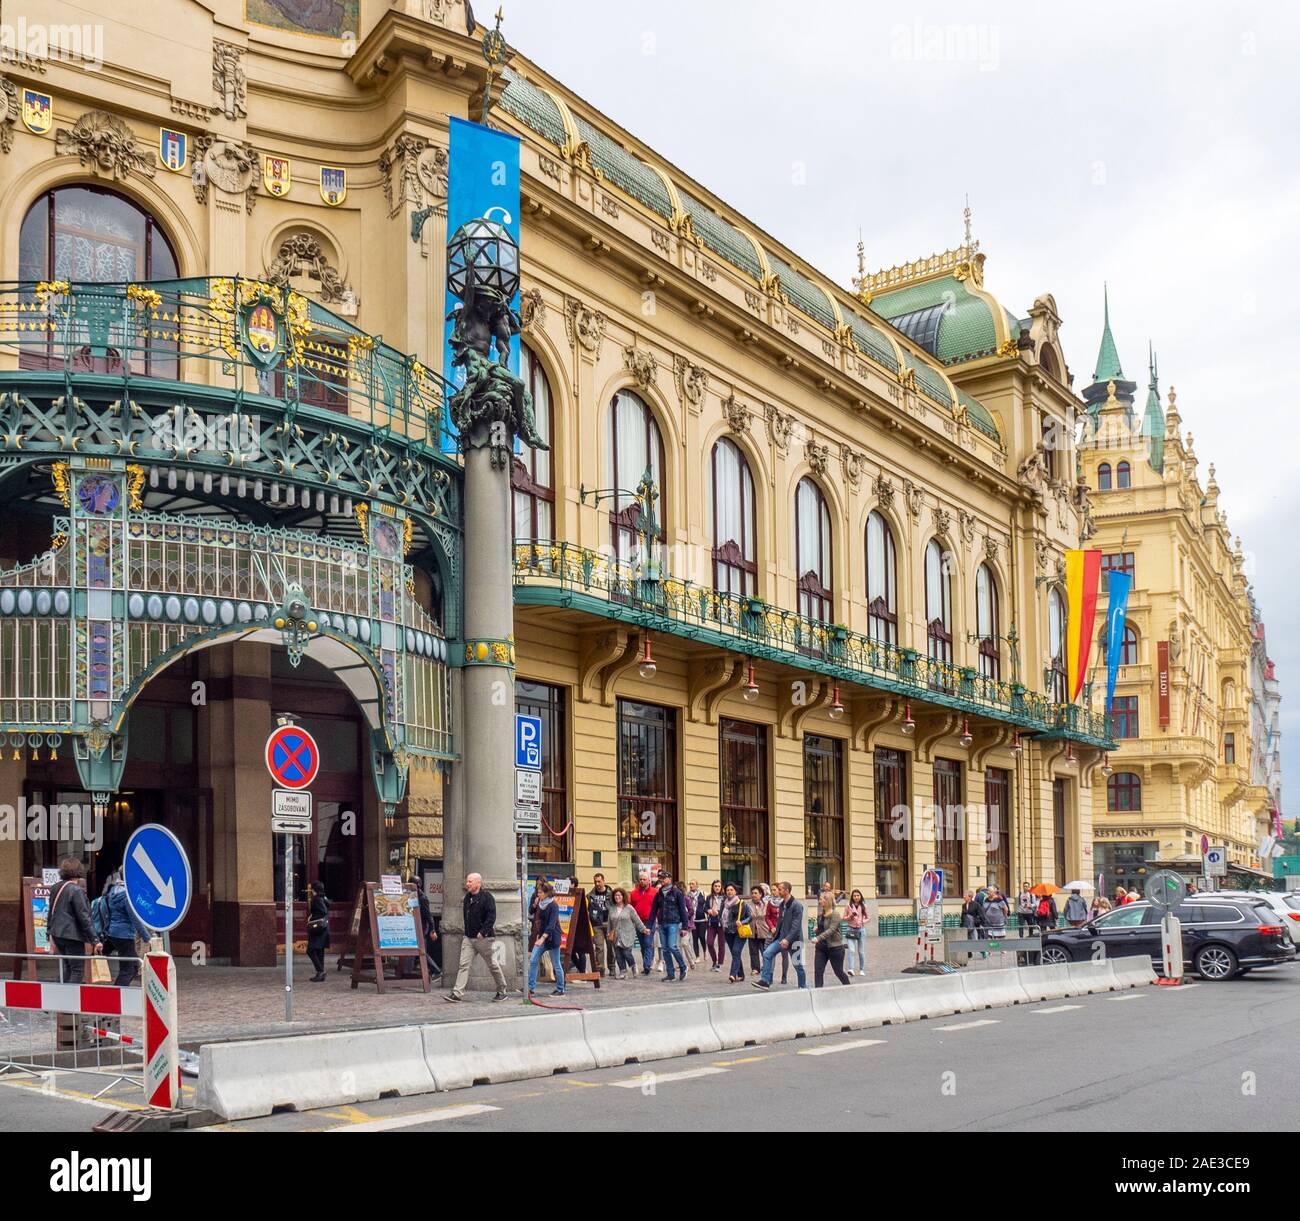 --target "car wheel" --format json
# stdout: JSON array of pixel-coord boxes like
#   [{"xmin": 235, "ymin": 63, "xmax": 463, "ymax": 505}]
[
  {"xmin": 1040, "ymin": 945, "xmax": 1070, "ymax": 965},
  {"xmin": 1194, "ymin": 944, "xmax": 1237, "ymax": 981}
]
